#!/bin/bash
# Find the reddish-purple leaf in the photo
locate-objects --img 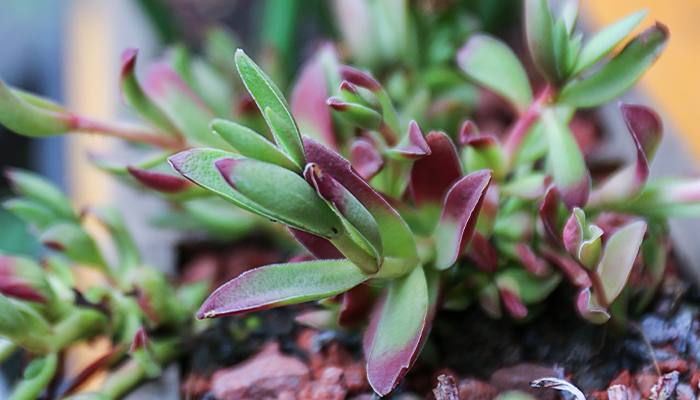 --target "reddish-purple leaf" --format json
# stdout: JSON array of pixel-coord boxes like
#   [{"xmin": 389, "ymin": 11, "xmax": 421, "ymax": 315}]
[
  {"xmin": 541, "ymin": 248, "xmax": 592, "ymax": 288},
  {"xmin": 0, "ymin": 257, "xmax": 48, "ymax": 303},
  {"xmin": 290, "ymin": 45, "xmax": 338, "ymax": 150},
  {"xmin": 575, "ymin": 287, "xmax": 610, "ymax": 324},
  {"xmin": 288, "ymin": 228, "xmax": 343, "ymax": 260},
  {"xmin": 589, "ymin": 104, "xmax": 663, "ymax": 207},
  {"xmin": 457, "ymin": 120, "xmax": 480, "ymax": 146},
  {"xmin": 464, "ymin": 232, "xmax": 498, "ymax": 273},
  {"xmin": 433, "ymin": 170, "xmax": 493, "ymax": 270},
  {"xmin": 366, "ymin": 266, "xmax": 429, "ymax": 396},
  {"xmin": 563, "ymin": 209, "xmax": 584, "ymax": 257},
  {"xmin": 338, "ymin": 283, "xmax": 374, "ymax": 327},
  {"xmin": 350, "ymin": 138, "xmax": 385, "ymax": 180},
  {"xmin": 338, "ymin": 65, "xmax": 381, "ymax": 90},
  {"xmin": 410, "ymin": 131, "xmax": 463, "ymax": 208},
  {"xmin": 539, "ymin": 185, "xmax": 563, "ymax": 247},
  {"xmin": 197, "ymin": 260, "xmax": 371, "ymax": 319},
  {"xmin": 387, "ymin": 121, "xmax": 431, "ymax": 160},
  {"xmin": 303, "ymin": 136, "xmax": 418, "ymax": 277},
  {"xmin": 514, "ymin": 244, "xmax": 550, "ymax": 276},
  {"xmin": 500, "ymin": 288, "xmax": 528, "ymax": 319},
  {"xmin": 127, "ymin": 166, "xmax": 192, "ymax": 194}
]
